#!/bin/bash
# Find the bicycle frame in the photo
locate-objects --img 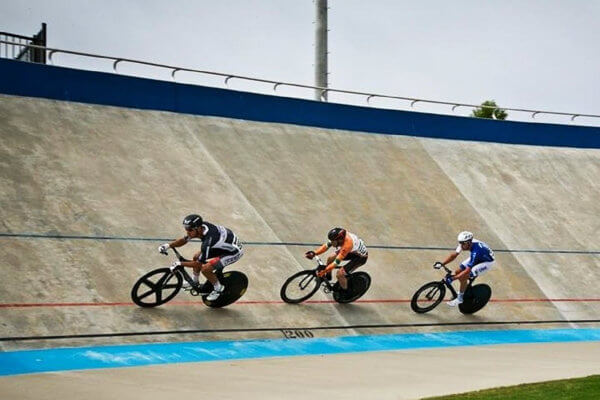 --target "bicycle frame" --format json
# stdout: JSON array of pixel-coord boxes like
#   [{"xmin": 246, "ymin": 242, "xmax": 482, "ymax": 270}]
[
  {"xmin": 435, "ymin": 263, "xmax": 477, "ymax": 300},
  {"xmin": 312, "ymin": 255, "xmax": 343, "ymax": 293},
  {"xmin": 160, "ymin": 247, "xmax": 198, "ymax": 287}
]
